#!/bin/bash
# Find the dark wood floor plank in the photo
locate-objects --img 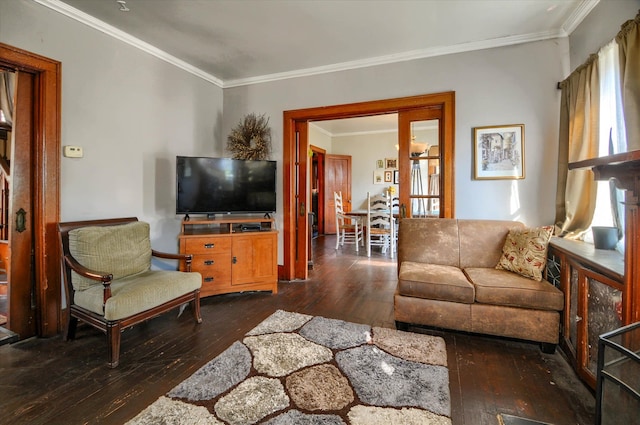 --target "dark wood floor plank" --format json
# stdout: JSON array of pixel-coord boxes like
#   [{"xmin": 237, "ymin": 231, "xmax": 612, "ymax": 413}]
[{"xmin": 0, "ymin": 236, "xmax": 594, "ymax": 425}]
